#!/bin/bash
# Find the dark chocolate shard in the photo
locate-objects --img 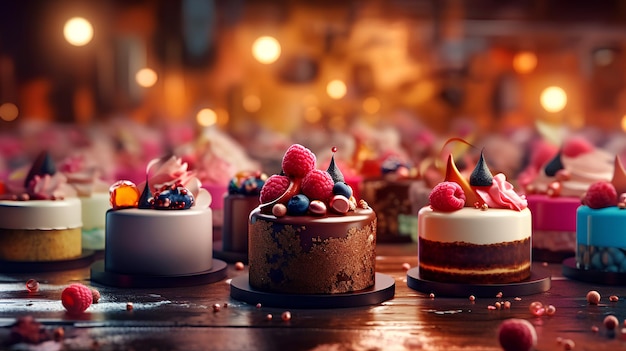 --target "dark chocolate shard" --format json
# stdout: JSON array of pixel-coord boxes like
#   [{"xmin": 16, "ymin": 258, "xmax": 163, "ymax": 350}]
[
  {"xmin": 327, "ymin": 154, "xmax": 345, "ymax": 183},
  {"xmin": 24, "ymin": 151, "xmax": 56, "ymax": 187},
  {"xmin": 469, "ymin": 151, "xmax": 493, "ymax": 186},
  {"xmin": 138, "ymin": 176, "xmax": 153, "ymax": 209},
  {"xmin": 544, "ymin": 151, "xmax": 564, "ymax": 177}
]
